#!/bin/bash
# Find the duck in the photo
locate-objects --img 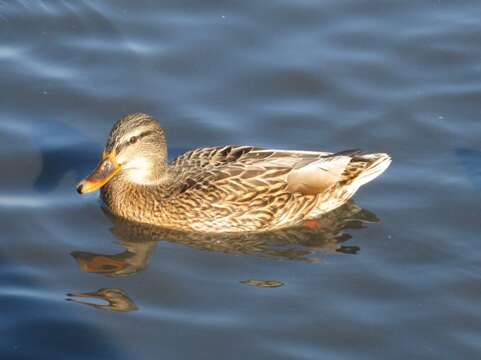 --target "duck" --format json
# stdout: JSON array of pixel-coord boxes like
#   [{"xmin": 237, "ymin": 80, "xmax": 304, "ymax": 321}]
[{"xmin": 77, "ymin": 113, "xmax": 391, "ymax": 233}]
